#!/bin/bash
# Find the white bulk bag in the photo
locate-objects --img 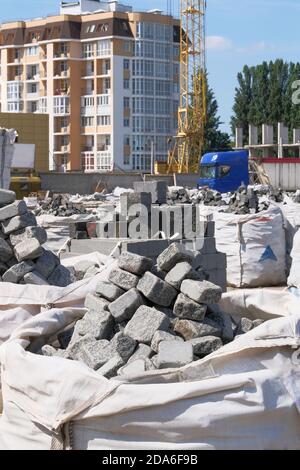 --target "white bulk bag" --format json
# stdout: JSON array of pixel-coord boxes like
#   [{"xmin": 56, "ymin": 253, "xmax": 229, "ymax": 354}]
[
  {"xmin": 0, "ymin": 291, "xmax": 299, "ymax": 450},
  {"xmin": 215, "ymin": 205, "xmax": 286, "ymax": 288},
  {"xmin": 288, "ymin": 230, "xmax": 300, "ymax": 289}
]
